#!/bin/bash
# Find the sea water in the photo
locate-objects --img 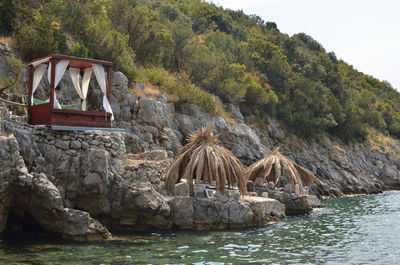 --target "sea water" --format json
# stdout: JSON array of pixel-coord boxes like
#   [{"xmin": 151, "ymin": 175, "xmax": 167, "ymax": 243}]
[{"xmin": 1, "ymin": 191, "xmax": 399, "ymax": 264}]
